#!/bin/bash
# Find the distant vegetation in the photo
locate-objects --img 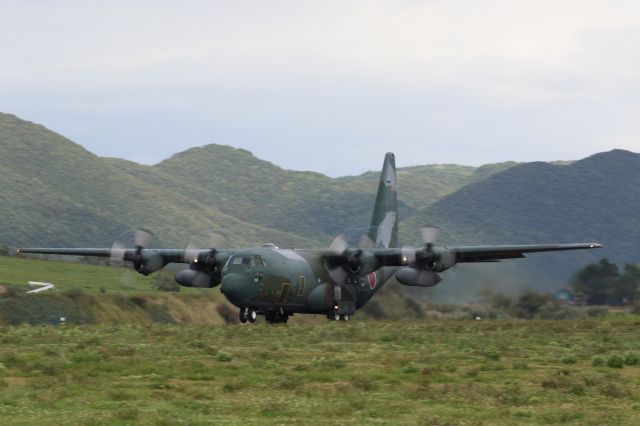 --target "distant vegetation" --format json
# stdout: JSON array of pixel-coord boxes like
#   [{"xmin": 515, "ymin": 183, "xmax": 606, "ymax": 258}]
[
  {"xmin": 1, "ymin": 256, "xmax": 639, "ymax": 326},
  {"xmin": 571, "ymin": 259, "xmax": 640, "ymax": 306},
  {"xmin": 1, "ymin": 112, "xmax": 639, "ymax": 301}
]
